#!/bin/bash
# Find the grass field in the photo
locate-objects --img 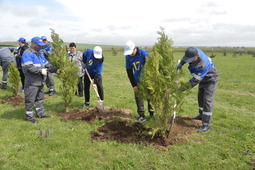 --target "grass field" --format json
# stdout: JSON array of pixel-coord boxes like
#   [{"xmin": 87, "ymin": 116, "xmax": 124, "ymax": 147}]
[{"xmin": 0, "ymin": 50, "xmax": 254, "ymax": 169}]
